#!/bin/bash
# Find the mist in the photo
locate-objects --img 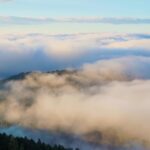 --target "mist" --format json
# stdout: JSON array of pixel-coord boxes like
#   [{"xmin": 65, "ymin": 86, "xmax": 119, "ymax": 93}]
[{"xmin": 0, "ymin": 56, "xmax": 150, "ymax": 149}]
